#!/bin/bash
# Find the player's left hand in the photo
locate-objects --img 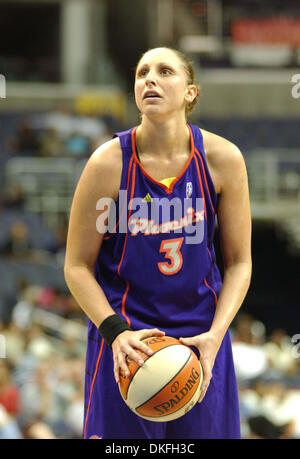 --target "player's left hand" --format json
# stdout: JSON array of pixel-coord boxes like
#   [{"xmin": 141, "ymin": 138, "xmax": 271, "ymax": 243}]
[{"xmin": 180, "ymin": 332, "xmax": 221, "ymax": 403}]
